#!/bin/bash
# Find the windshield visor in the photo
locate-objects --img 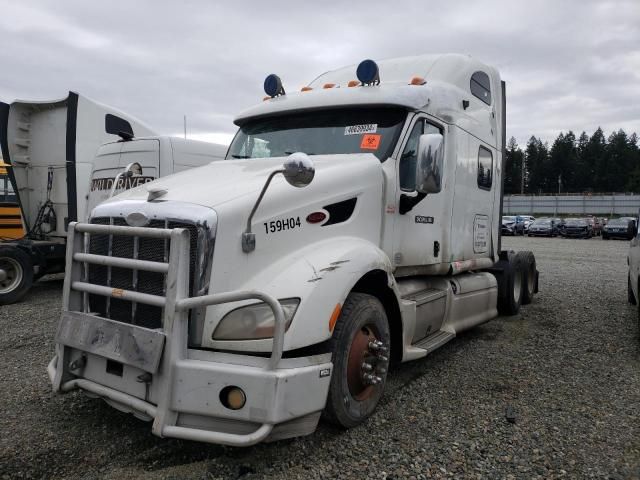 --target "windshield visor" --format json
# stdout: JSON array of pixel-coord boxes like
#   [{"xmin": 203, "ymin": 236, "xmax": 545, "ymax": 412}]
[{"xmin": 228, "ymin": 107, "xmax": 407, "ymax": 161}]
